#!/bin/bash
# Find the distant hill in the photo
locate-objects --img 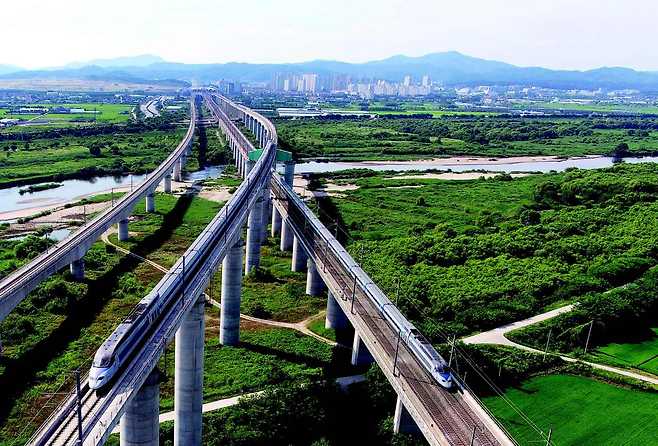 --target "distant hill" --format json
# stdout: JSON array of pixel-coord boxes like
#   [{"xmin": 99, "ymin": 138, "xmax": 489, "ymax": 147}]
[
  {"xmin": 4, "ymin": 52, "xmax": 658, "ymax": 91},
  {"xmin": 62, "ymin": 54, "xmax": 166, "ymax": 69},
  {"xmin": 0, "ymin": 64, "xmax": 23, "ymax": 76}
]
